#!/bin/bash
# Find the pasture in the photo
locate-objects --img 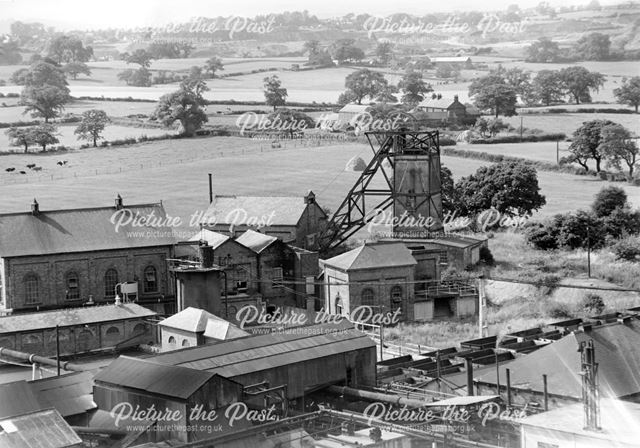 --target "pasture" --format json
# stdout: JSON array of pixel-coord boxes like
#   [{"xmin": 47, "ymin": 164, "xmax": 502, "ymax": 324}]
[{"xmin": 0, "ymin": 137, "xmax": 637, "ymax": 230}]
